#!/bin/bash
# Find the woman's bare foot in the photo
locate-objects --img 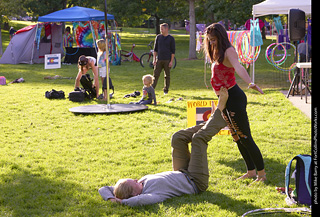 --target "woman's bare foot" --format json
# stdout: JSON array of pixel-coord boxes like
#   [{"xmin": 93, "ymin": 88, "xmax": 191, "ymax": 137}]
[
  {"xmin": 255, "ymin": 174, "xmax": 267, "ymax": 182},
  {"xmin": 249, "ymin": 170, "xmax": 267, "ymax": 185},
  {"xmin": 255, "ymin": 170, "xmax": 267, "ymax": 182},
  {"xmin": 236, "ymin": 170, "xmax": 256, "ymax": 180}
]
